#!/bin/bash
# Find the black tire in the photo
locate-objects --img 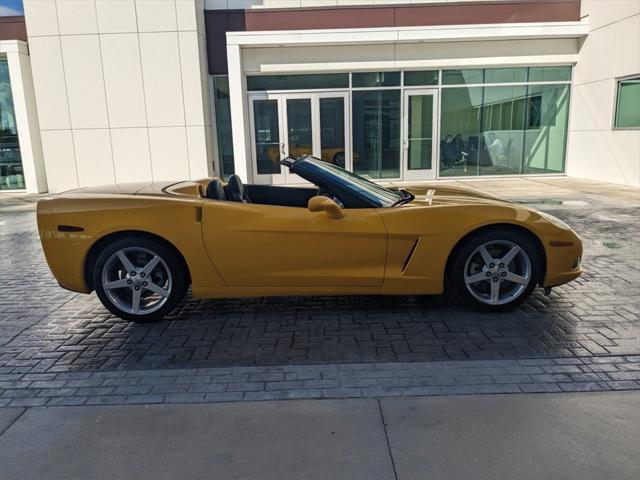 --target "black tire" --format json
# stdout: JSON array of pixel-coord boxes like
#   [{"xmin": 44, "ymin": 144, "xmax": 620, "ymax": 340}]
[
  {"xmin": 93, "ymin": 236, "xmax": 187, "ymax": 322},
  {"xmin": 333, "ymin": 152, "xmax": 345, "ymax": 167},
  {"xmin": 449, "ymin": 228, "xmax": 542, "ymax": 312}
]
